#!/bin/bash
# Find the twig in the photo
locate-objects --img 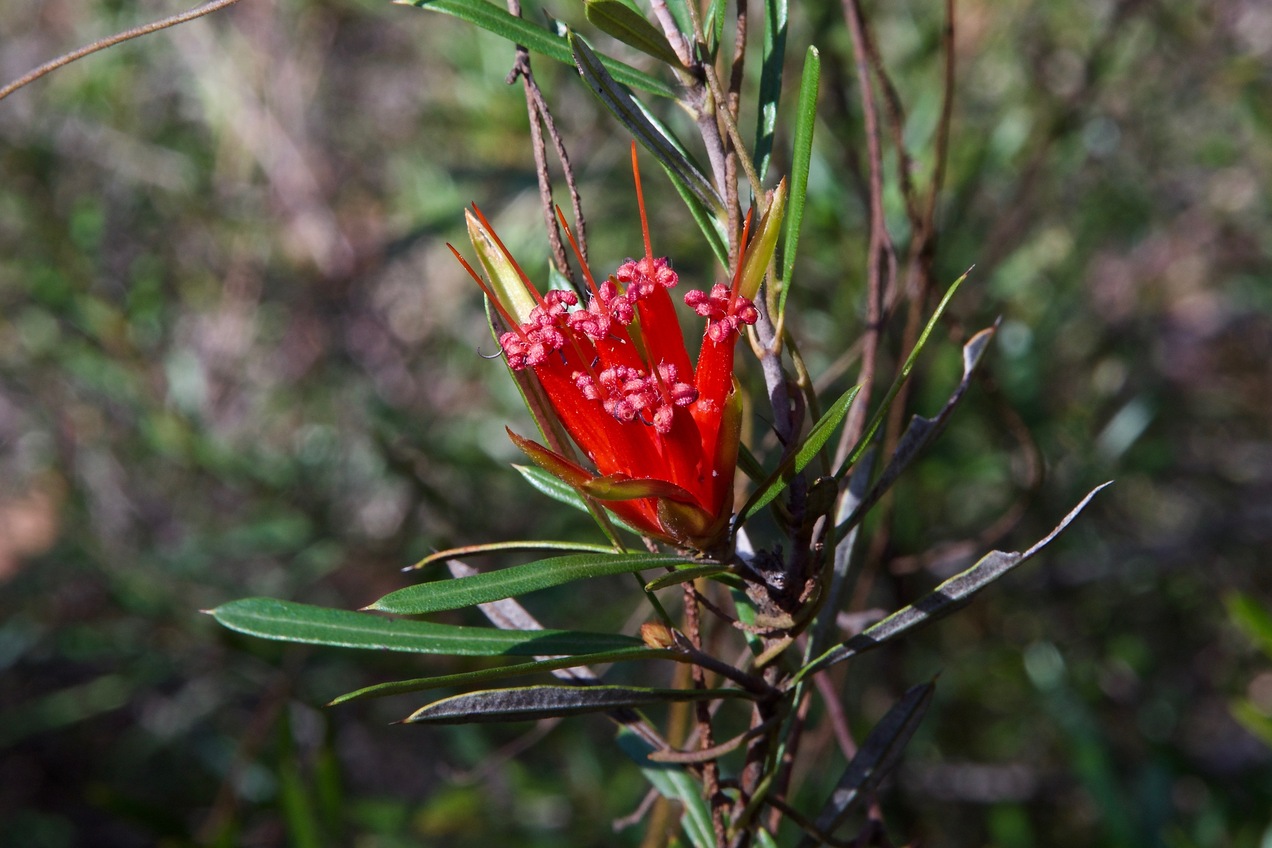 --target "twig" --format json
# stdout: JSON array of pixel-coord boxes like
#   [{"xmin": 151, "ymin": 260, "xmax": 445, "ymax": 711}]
[{"xmin": 0, "ymin": 0, "xmax": 245, "ymax": 103}]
